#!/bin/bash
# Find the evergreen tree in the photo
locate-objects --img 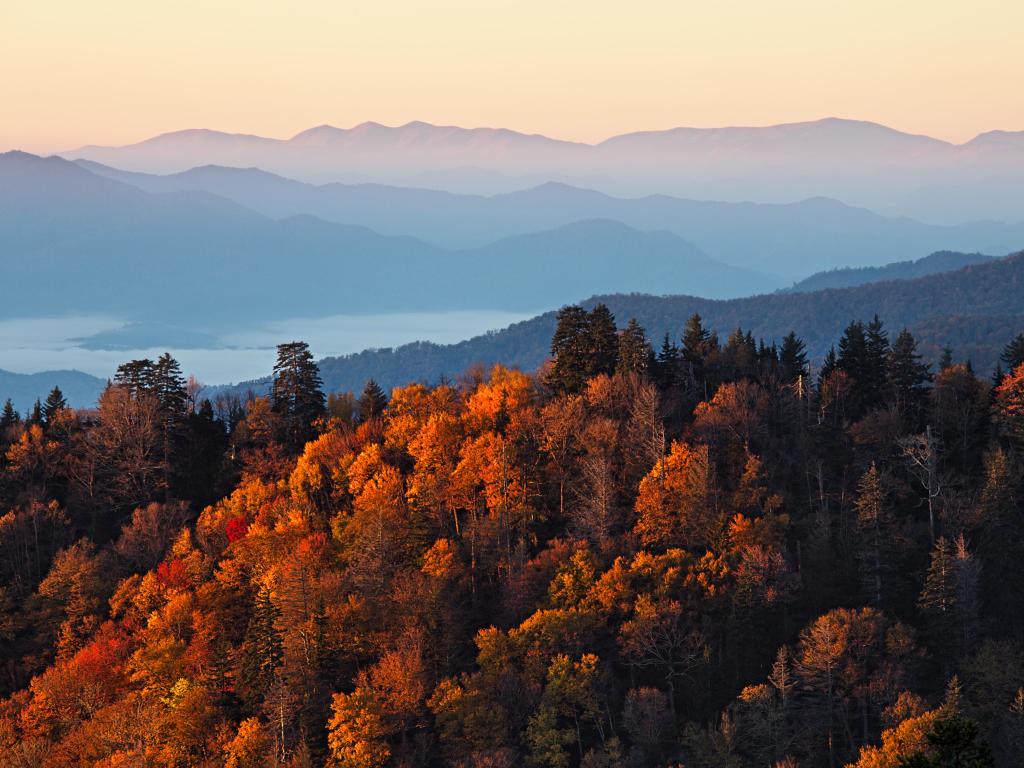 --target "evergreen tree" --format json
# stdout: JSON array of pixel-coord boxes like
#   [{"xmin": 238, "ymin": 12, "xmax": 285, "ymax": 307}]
[
  {"xmin": 681, "ymin": 313, "xmax": 717, "ymax": 396},
  {"xmin": 1, "ymin": 398, "xmax": 20, "ymax": 429},
  {"xmin": 888, "ymin": 329, "xmax": 932, "ymax": 428},
  {"xmin": 655, "ymin": 333, "xmax": 680, "ymax": 390},
  {"xmin": 241, "ymin": 586, "xmax": 284, "ymax": 703},
  {"xmin": 548, "ymin": 305, "xmax": 592, "ymax": 394},
  {"xmin": 28, "ymin": 399, "xmax": 43, "ymax": 426},
  {"xmin": 779, "ymin": 331, "xmax": 809, "ymax": 384},
  {"xmin": 114, "ymin": 358, "xmax": 157, "ymax": 396},
  {"xmin": 855, "ymin": 464, "xmax": 895, "ymax": 605},
  {"xmin": 272, "ymin": 341, "xmax": 325, "ymax": 448},
  {"xmin": 920, "ymin": 537, "xmax": 959, "ymax": 662},
  {"xmin": 358, "ymin": 379, "xmax": 388, "ymax": 423},
  {"xmin": 42, "ymin": 386, "xmax": 67, "ymax": 425},
  {"xmin": 1000, "ymin": 333, "xmax": 1024, "ymax": 375},
  {"xmin": 938, "ymin": 347, "xmax": 954, "ymax": 371},
  {"xmin": 616, "ymin": 318, "xmax": 651, "ymax": 377},
  {"xmin": 817, "ymin": 346, "xmax": 839, "ymax": 391},
  {"xmin": 586, "ymin": 303, "xmax": 619, "ymax": 378},
  {"xmin": 152, "ymin": 353, "xmax": 188, "ymax": 421}
]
